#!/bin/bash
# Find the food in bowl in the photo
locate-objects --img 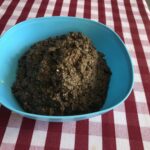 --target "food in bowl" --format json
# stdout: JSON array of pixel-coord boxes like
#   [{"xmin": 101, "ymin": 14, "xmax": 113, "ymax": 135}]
[{"xmin": 12, "ymin": 32, "xmax": 111, "ymax": 115}]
